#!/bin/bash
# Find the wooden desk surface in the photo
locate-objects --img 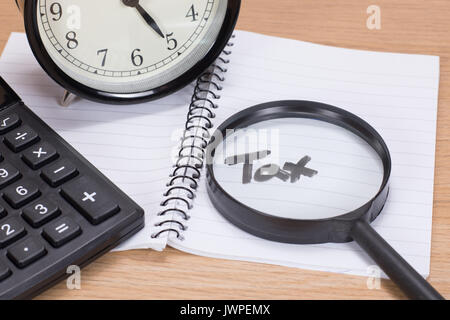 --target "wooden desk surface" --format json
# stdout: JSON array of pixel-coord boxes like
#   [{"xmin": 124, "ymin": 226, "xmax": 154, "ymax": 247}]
[{"xmin": 1, "ymin": 0, "xmax": 449, "ymax": 300}]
